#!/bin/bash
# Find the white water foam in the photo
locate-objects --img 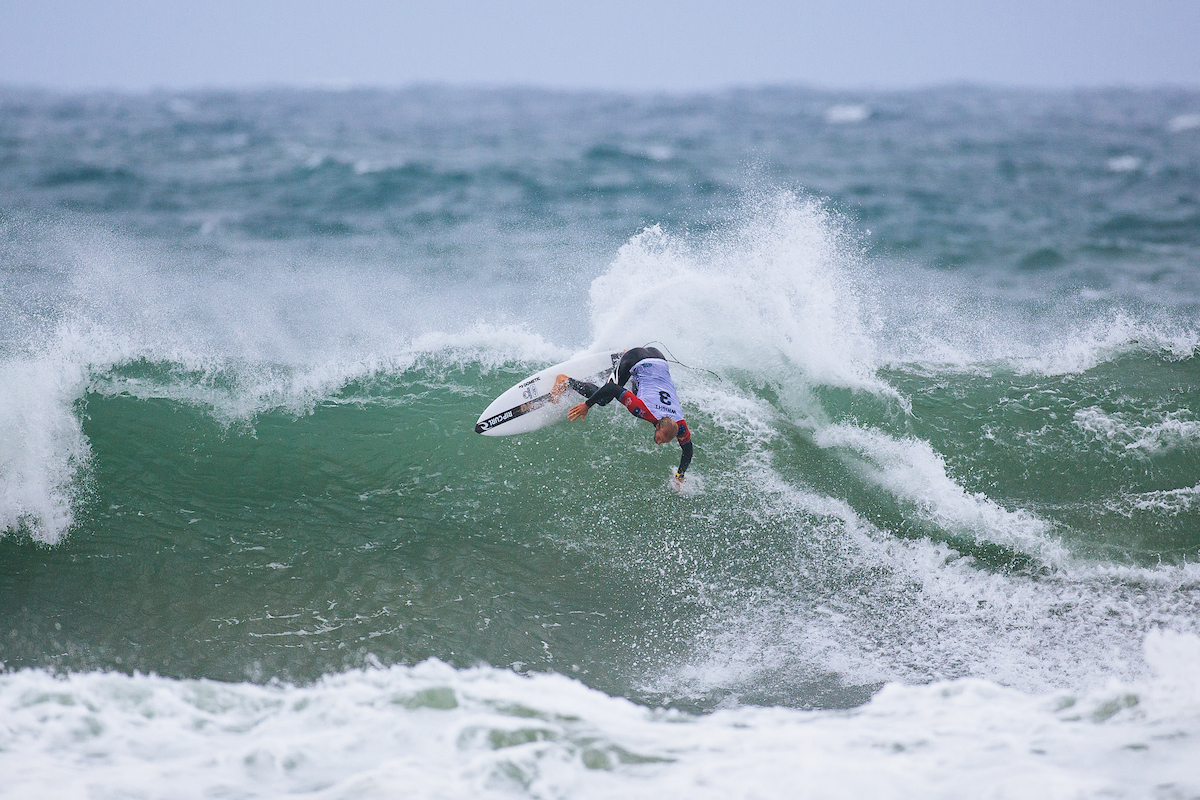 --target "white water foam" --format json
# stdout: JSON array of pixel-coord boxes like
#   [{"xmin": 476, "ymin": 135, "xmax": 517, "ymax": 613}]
[
  {"xmin": 636, "ymin": 440, "xmax": 1200, "ymax": 703},
  {"xmin": 1108, "ymin": 483, "xmax": 1200, "ymax": 518},
  {"xmin": 1074, "ymin": 407, "xmax": 1200, "ymax": 457},
  {"xmin": 3, "ymin": 630, "xmax": 1198, "ymax": 799}
]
